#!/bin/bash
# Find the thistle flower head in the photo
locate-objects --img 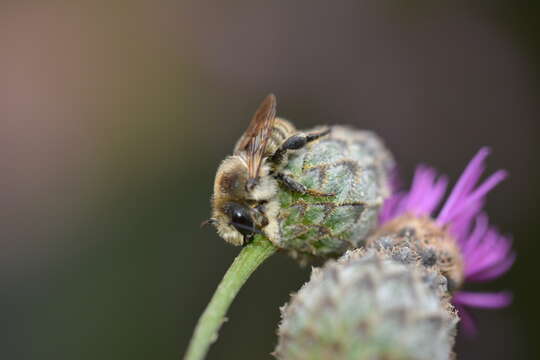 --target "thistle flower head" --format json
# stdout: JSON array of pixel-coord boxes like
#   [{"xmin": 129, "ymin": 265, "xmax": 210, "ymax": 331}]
[
  {"xmin": 276, "ymin": 127, "xmax": 394, "ymax": 263},
  {"xmin": 275, "ymin": 248, "xmax": 458, "ymax": 360},
  {"xmin": 378, "ymin": 148, "xmax": 514, "ymax": 333}
]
